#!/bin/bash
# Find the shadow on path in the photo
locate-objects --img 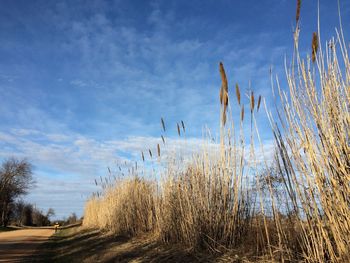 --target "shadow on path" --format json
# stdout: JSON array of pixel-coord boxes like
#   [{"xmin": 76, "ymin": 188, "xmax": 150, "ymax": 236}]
[{"xmin": 29, "ymin": 228, "xmax": 221, "ymax": 263}]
